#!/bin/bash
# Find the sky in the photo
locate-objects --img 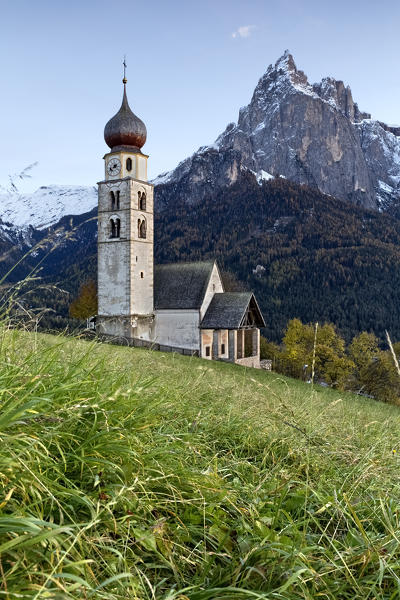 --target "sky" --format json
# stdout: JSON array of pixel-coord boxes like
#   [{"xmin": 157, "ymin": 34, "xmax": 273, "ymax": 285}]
[{"xmin": 1, "ymin": 0, "xmax": 399, "ymax": 192}]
